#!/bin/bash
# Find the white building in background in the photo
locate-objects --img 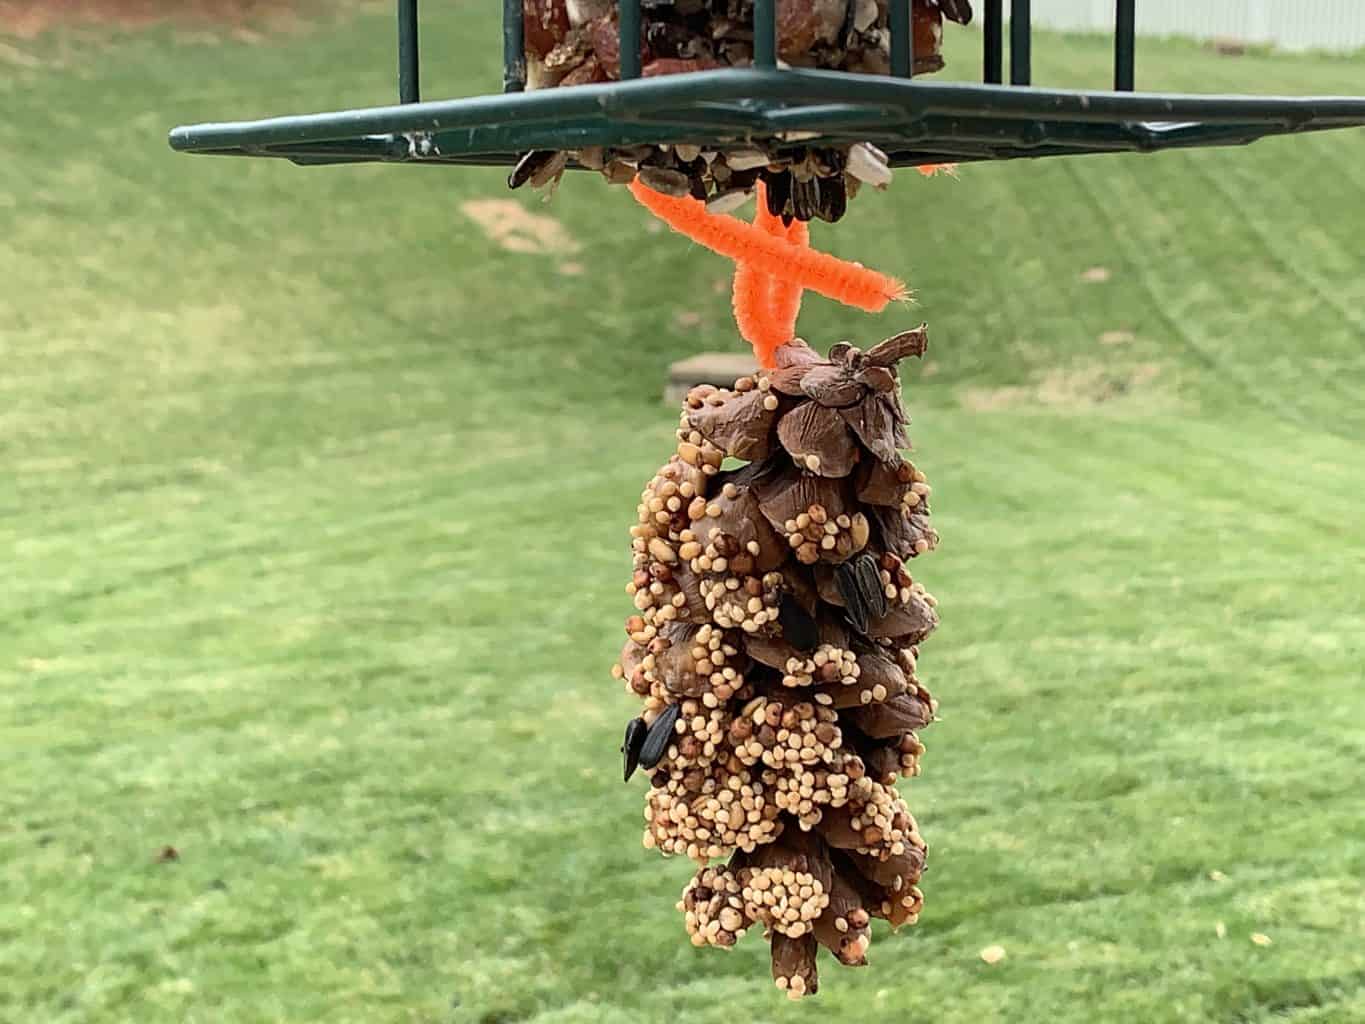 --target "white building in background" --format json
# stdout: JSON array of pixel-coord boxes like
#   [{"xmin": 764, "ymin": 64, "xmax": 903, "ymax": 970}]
[{"xmin": 1009, "ymin": 0, "xmax": 1365, "ymax": 53}]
